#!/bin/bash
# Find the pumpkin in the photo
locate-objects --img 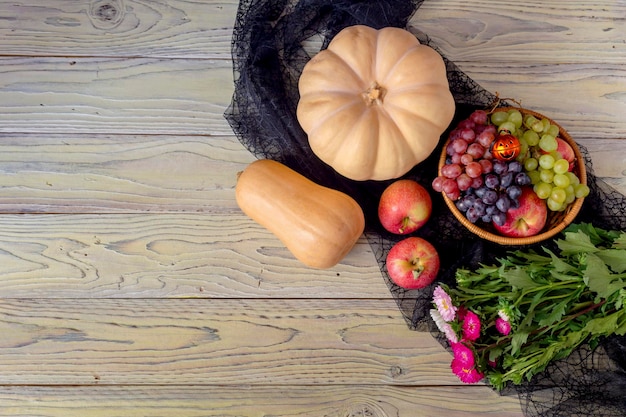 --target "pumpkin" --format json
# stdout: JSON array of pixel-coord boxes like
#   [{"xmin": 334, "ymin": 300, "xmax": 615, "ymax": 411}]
[
  {"xmin": 235, "ymin": 159, "xmax": 365, "ymax": 269},
  {"xmin": 297, "ymin": 25, "xmax": 456, "ymax": 181}
]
